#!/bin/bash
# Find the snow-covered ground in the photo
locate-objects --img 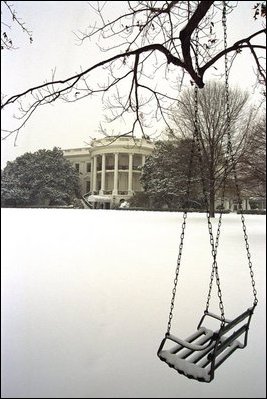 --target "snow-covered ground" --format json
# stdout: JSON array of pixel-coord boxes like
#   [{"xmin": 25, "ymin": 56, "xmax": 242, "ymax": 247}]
[{"xmin": 1, "ymin": 209, "xmax": 266, "ymax": 398}]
